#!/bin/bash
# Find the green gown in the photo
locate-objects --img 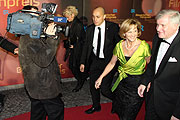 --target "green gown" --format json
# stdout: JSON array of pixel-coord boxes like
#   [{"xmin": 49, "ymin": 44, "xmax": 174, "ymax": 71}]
[
  {"xmin": 112, "ymin": 39, "xmax": 151, "ymax": 119},
  {"xmin": 112, "ymin": 39, "xmax": 151, "ymax": 92}
]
